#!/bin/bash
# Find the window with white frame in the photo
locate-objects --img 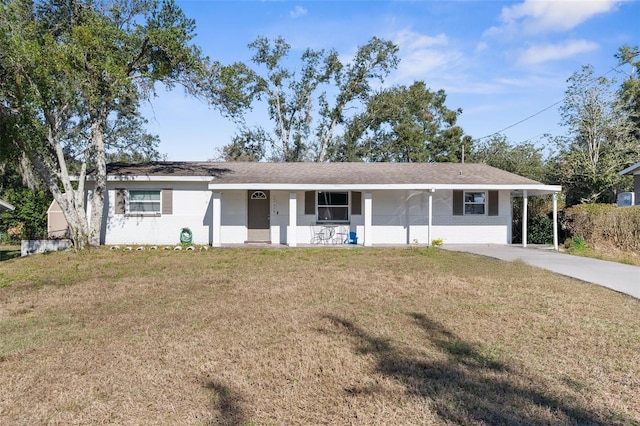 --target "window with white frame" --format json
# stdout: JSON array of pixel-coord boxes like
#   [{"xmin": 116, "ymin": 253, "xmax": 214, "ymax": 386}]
[
  {"xmin": 317, "ymin": 191, "xmax": 349, "ymax": 222},
  {"xmin": 128, "ymin": 190, "xmax": 161, "ymax": 214},
  {"xmin": 464, "ymin": 191, "xmax": 486, "ymax": 215}
]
